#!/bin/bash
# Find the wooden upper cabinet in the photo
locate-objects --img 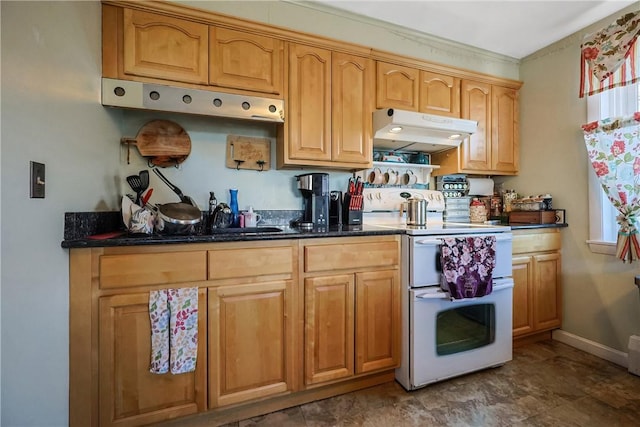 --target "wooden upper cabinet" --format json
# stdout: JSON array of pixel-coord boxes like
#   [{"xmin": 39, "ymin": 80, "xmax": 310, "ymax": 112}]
[
  {"xmin": 491, "ymin": 86, "xmax": 519, "ymax": 173},
  {"xmin": 209, "ymin": 27, "xmax": 284, "ymax": 96},
  {"xmin": 280, "ymin": 44, "xmax": 373, "ymax": 168},
  {"xmin": 376, "ymin": 62, "xmax": 419, "ymax": 111},
  {"xmin": 460, "ymin": 80, "xmax": 492, "ymax": 171},
  {"xmin": 419, "ymin": 71, "xmax": 460, "ymax": 117},
  {"xmin": 331, "ymin": 52, "xmax": 374, "ymax": 164},
  {"xmin": 287, "ymin": 43, "xmax": 332, "ymax": 162},
  {"xmin": 122, "ymin": 9, "xmax": 209, "ymax": 84}
]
